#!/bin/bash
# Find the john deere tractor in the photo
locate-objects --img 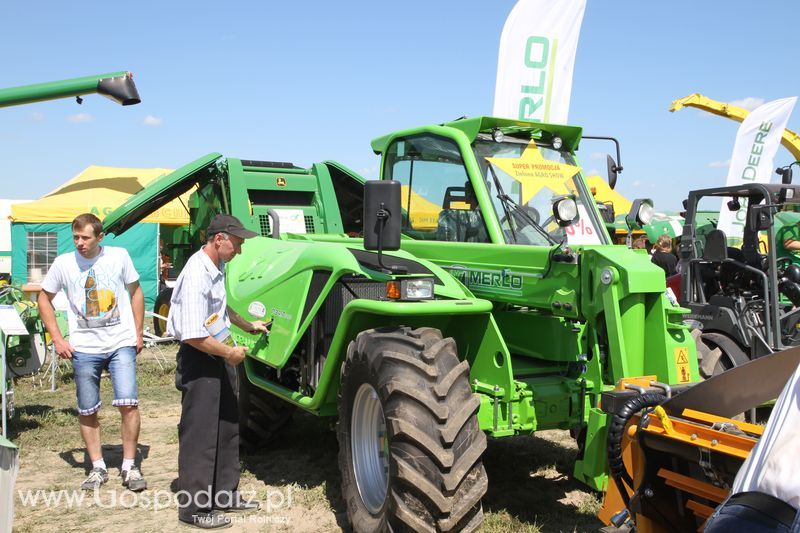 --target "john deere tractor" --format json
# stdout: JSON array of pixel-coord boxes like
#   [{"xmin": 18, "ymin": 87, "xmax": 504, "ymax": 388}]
[{"xmin": 104, "ymin": 116, "xmax": 698, "ymax": 532}]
